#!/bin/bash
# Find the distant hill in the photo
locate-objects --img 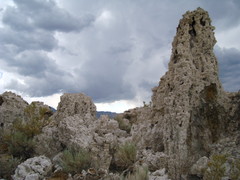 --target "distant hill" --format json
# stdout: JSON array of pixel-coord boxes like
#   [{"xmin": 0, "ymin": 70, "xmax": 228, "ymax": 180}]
[
  {"xmin": 96, "ymin": 111, "xmax": 117, "ymax": 118},
  {"xmin": 49, "ymin": 107, "xmax": 117, "ymax": 118}
]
